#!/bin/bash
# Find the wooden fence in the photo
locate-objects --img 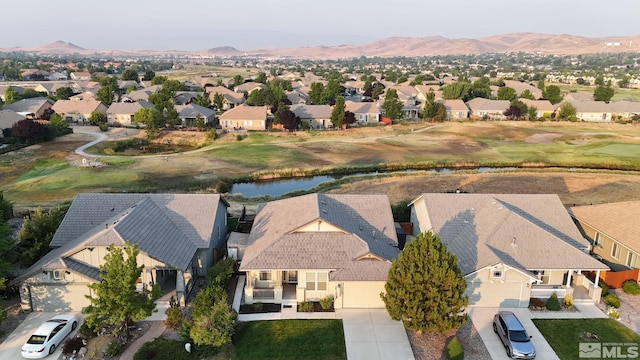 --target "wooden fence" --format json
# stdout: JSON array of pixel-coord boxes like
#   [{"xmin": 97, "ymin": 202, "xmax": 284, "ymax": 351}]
[{"xmin": 585, "ymin": 268, "xmax": 640, "ymax": 289}]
